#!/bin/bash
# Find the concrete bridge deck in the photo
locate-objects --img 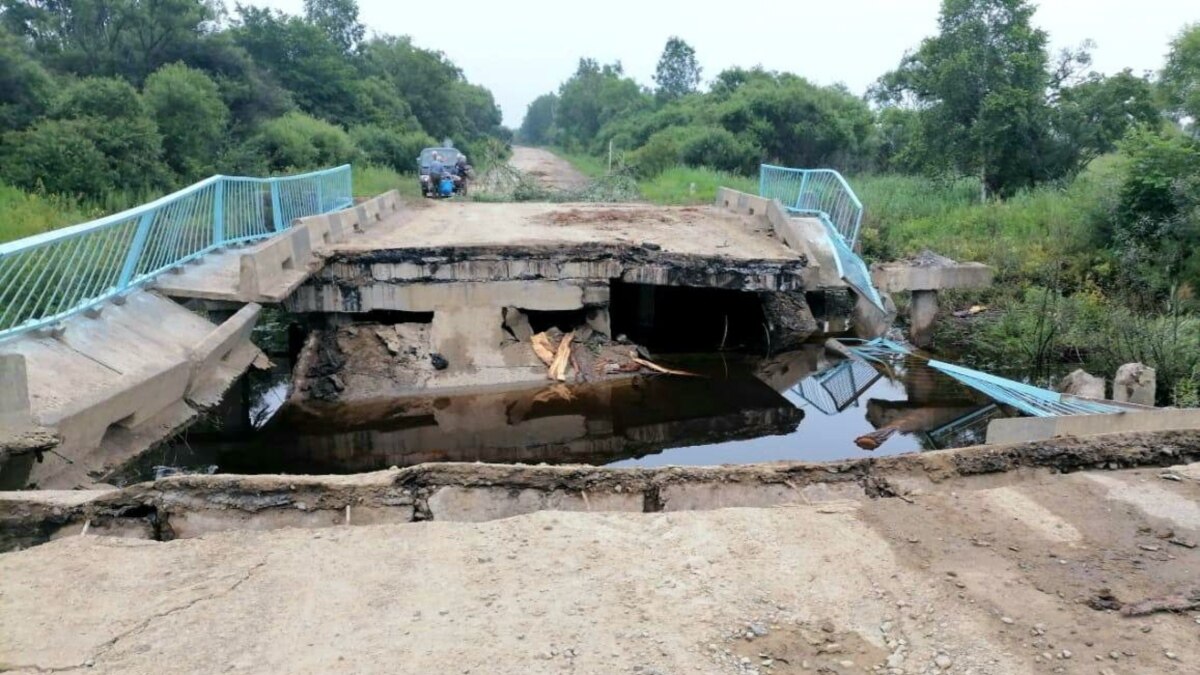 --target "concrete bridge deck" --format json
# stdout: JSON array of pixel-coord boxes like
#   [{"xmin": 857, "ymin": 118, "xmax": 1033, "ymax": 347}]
[{"xmin": 153, "ymin": 196, "xmax": 816, "ymax": 306}]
